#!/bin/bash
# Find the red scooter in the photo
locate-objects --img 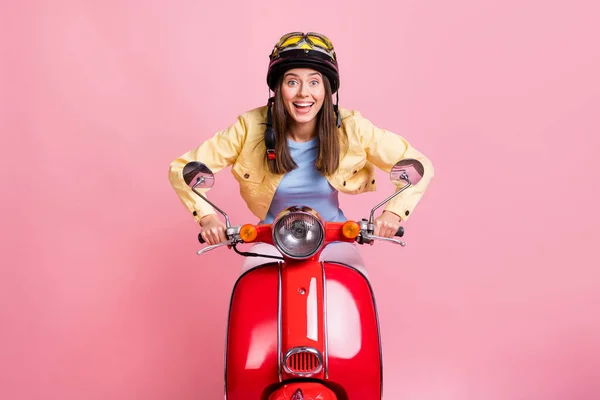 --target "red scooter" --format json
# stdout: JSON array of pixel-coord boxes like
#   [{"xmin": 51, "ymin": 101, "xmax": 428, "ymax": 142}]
[{"xmin": 182, "ymin": 159, "xmax": 425, "ymax": 400}]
